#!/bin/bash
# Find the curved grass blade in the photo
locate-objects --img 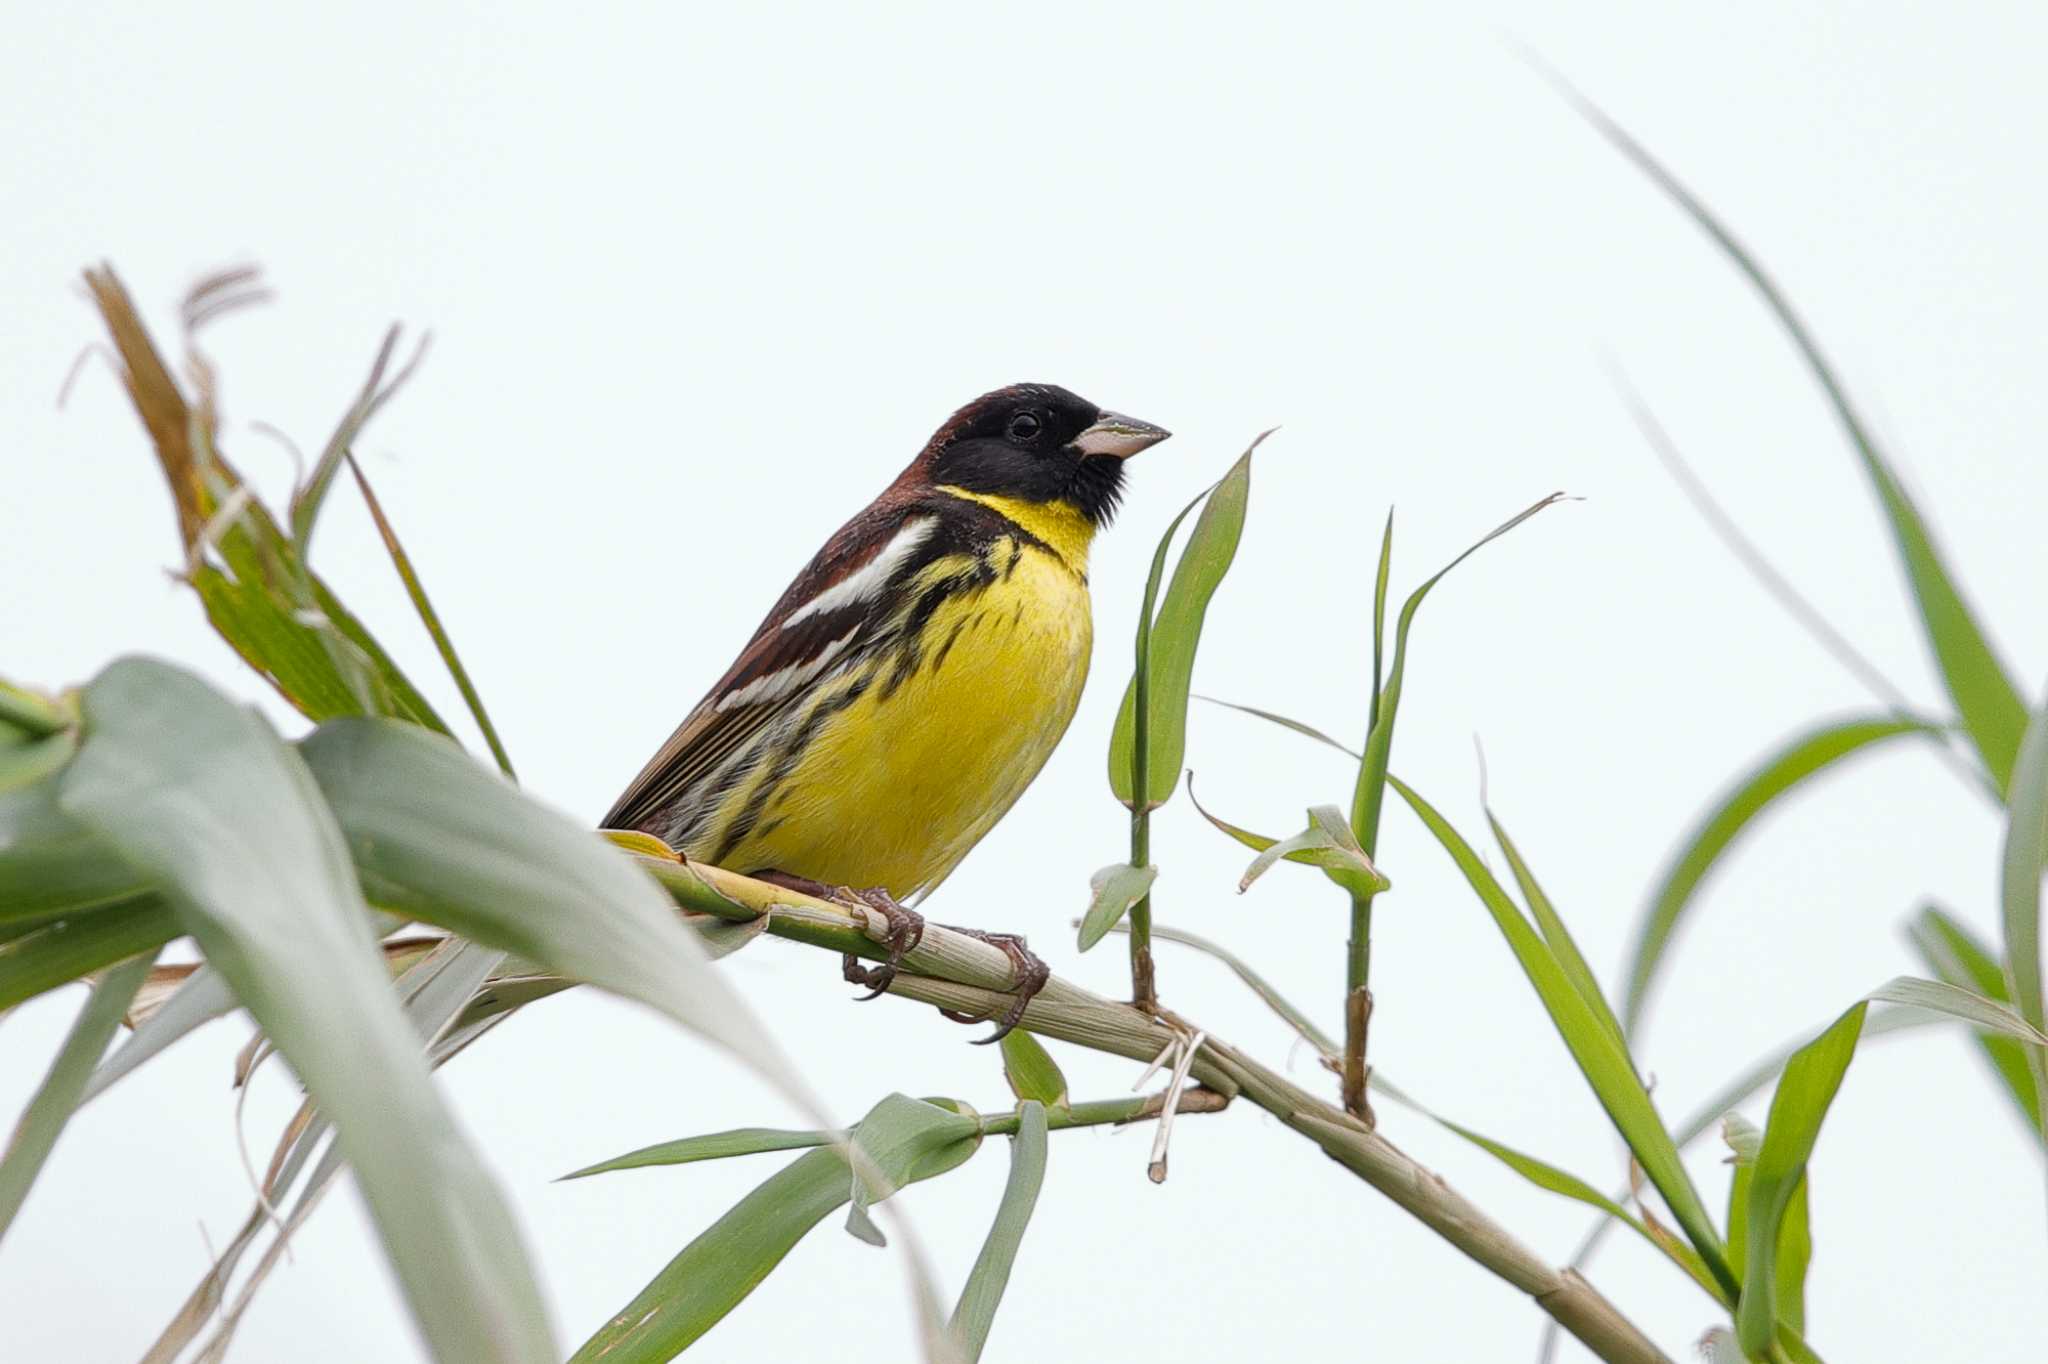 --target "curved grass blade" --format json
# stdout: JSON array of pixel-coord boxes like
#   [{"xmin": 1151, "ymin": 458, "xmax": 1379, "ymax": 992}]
[
  {"xmin": 80, "ymin": 963, "xmax": 236, "ymax": 1104},
  {"xmin": 0, "ymin": 777, "xmax": 156, "ymax": 921},
  {"xmin": 1109, "ymin": 436, "xmax": 1263, "ymax": 812},
  {"xmin": 0, "ymin": 949, "xmax": 156, "ymax": 1241},
  {"xmin": 1736, "ymin": 1002, "xmax": 1865, "ymax": 1356},
  {"xmin": 1076, "ymin": 862, "xmax": 1157, "ymax": 952},
  {"xmin": 345, "ymin": 452, "xmax": 516, "ymax": 779},
  {"xmin": 1907, "ymin": 905, "xmax": 2041, "ymax": 1134},
  {"xmin": 1349, "ymin": 494, "xmax": 1566, "ymax": 855},
  {"xmin": 1194, "ymin": 695, "xmax": 1359, "ymax": 758},
  {"xmin": 1386, "ymin": 773, "xmax": 1735, "ymax": 1297},
  {"xmin": 0, "ymin": 681, "xmax": 71, "ymax": 742},
  {"xmin": 290, "ymin": 326, "xmax": 426, "ymax": 555},
  {"xmin": 59, "ymin": 658, "xmax": 556, "ymax": 1364},
  {"xmin": 1548, "ymin": 73, "xmax": 2028, "ymax": 791},
  {"xmin": 1999, "ymin": 696, "xmax": 2048, "ymax": 1169},
  {"xmin": 948, "ymin": 1101, "xmax": 1049, "ymax": 1363},
  {"xmin": 570, "ymin": 1095, "xmax": 979, "ymax": 1364},
  {"xmin": 1866, "ymin": 975, "xmax": 2048, "ymax": 1047},
  {"xmin": 1486, "ymin": 809, "xmax": 1625, "ymax": 1050},
  {"xmin": 1624, "ymin": 716, "xmax": 1937, "ymax": 1035},
  {"xmin": 562, "ymin": 1127, "xmax": 837, "ymax": 1181},
  {"xmin": 1110, "ymin": 919, "xmax": 1339, "ymax": 1062},
  {"xmin": 298, "ymin": 717, "xmax": 820, "ymax": 1121},
  {"xmin": 999, "ymin": 1031, "xmax": 1069, "ymax": 1109},
  {"xmin": 1369, "ymin": 509, "xmax": 1393, "ymax": 731},
  {"xmin": 1237, "ymin": 805, "xmax": 1386, "ymax": 899}
]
